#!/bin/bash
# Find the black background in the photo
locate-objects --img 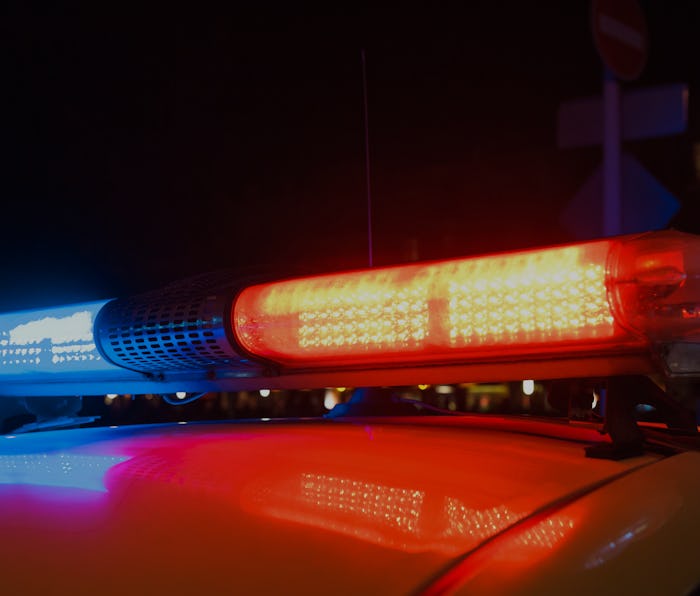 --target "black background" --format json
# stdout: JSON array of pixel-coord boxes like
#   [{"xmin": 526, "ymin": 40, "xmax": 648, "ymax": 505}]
[{"xmin": 3, "ymin": 3, "xmax": 700, "ymax": 310}]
